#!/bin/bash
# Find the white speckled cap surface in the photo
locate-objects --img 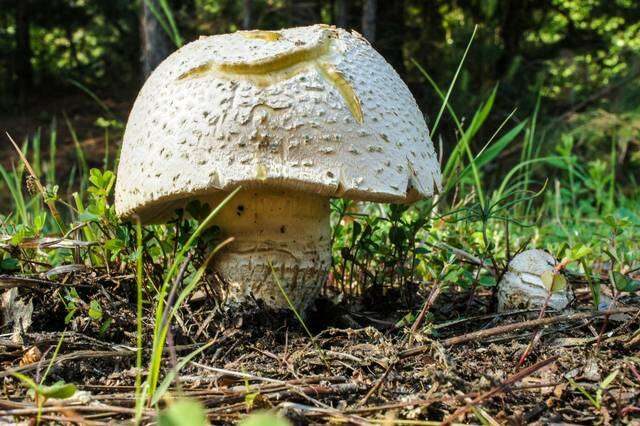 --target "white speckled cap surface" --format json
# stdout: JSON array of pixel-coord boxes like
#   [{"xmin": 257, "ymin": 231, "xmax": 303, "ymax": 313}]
[{"xmin": 115, "ymin": 25, "xmax": 441, "ymax": 222}]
